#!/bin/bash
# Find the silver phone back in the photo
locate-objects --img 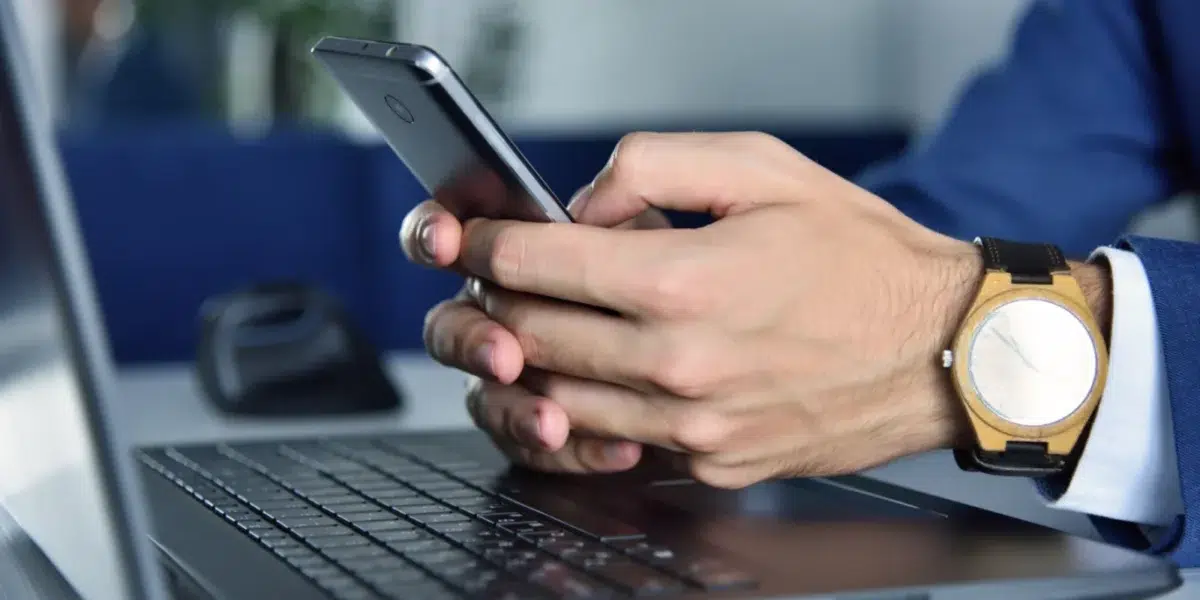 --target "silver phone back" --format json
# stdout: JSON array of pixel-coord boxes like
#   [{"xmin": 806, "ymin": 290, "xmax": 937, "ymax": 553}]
[{"xmin": 311, "ymin": 37, "xmax": 572, "ymax": 224}]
